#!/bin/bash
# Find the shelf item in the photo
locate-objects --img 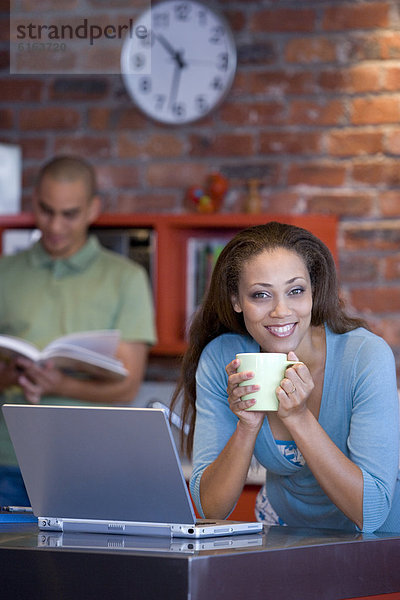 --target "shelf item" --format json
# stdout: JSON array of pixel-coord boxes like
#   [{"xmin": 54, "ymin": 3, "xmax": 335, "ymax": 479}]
[
  {"xmin": 0, "ymin": 143, "xmax": 21, "ymax": 215},
  {"xmin": 186, "ymin": 235, "xmax": 230, "ymax": 329},
  {"xmin": 0, "ymin": 212, "xmax": 337, "ymax": 356}
]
